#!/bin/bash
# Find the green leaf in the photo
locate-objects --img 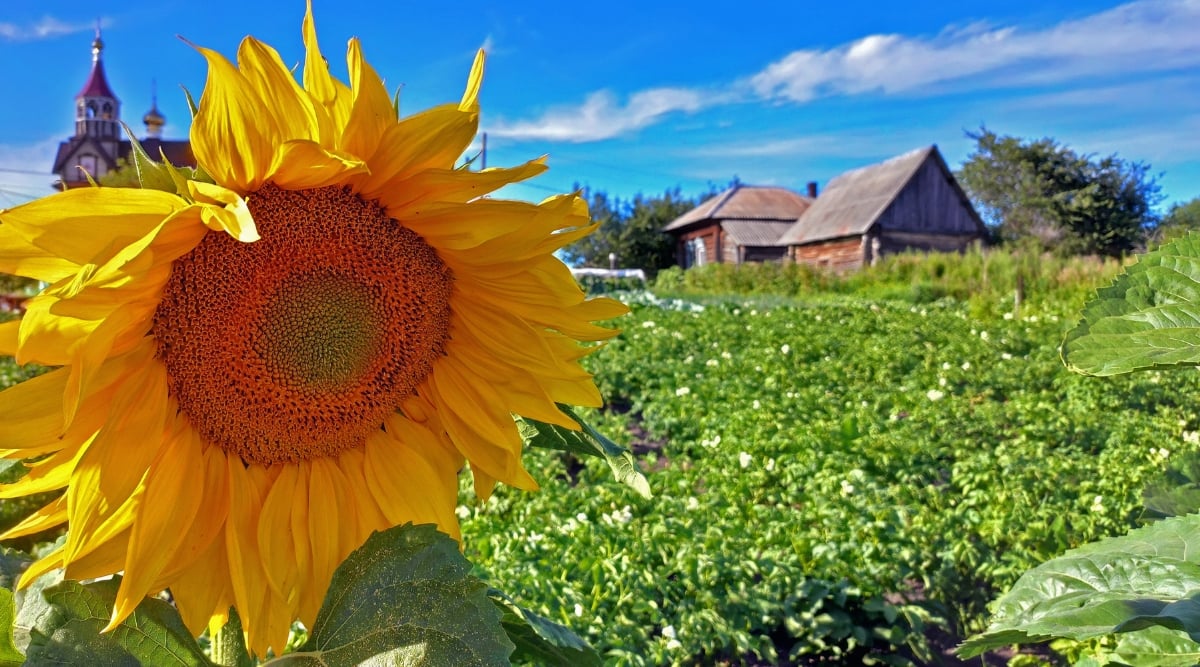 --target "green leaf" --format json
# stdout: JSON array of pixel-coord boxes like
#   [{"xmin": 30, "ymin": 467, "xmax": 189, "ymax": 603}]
[
  {"xmin": 24, "ymin": 577, "xmax": 211, "ymax": 666},
  {"xmin": 12, "ymin": 569, "xmax": 61, "ymax": 653},
  {"xmin": 1063, "ymin": 232, "xmax": 1200, "ymax": 376},
  {"xmin": 0, "ymin": 589, "xmax": 25, "ymax": 666},
  {"xmin": 959, "ymin": 514, "xmax": 1200, "ymax": 658},
  {"xmin": 488, "ymin": 589, "xmax": 601, "ymax": 667},
  {"xmin": 517, "ymin": 405, "xmax": 651, "ymax": 499},
  {"xmin": 1142, "ymin": 451, "xmax": 1200, "ymax": 520},
  {"xmin": 182, "ymin": 85, "xmax": 199, "ymax": 118},
  {"xmin": 0, "ymin": 547, "xmax": 30, "ymax": 592},
  {"xmin": 1113, "ymin": 626, "xmax": 1200, "ymax": 667},
  {"xmin": 266, "ymin": 523, "xmax": 513, "ymax": 667},
  {"xmin": 117, "ymin": 123, "xmax": 176, "ymax": 193}
]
